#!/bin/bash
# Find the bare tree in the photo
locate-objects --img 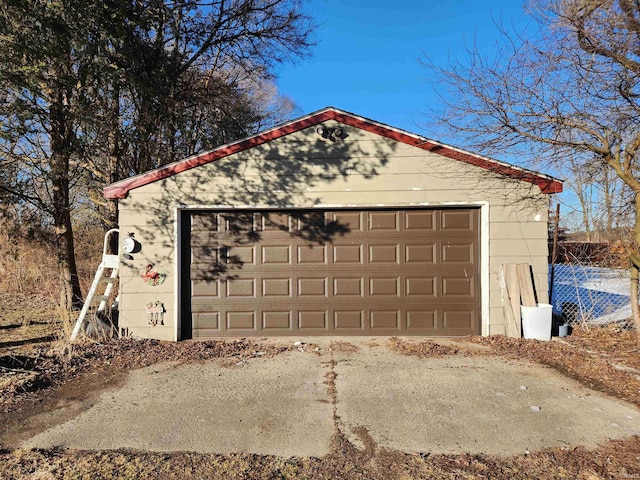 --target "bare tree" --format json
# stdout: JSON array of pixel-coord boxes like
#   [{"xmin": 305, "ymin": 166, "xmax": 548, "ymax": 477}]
[
  {"xmin": 426, "ymin": 0, "xmax": 640, "ymax": 340},
  {"xmin": 0, "ymin": 0, "xmax": 313, "ymax": 310},
  {"xmin": 561, "ymin": 153, "xmax": 630, "ymax": 241},
  {"xmin": 82, "ymin": 0, "xmax": 312, "ymax": 228}
]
